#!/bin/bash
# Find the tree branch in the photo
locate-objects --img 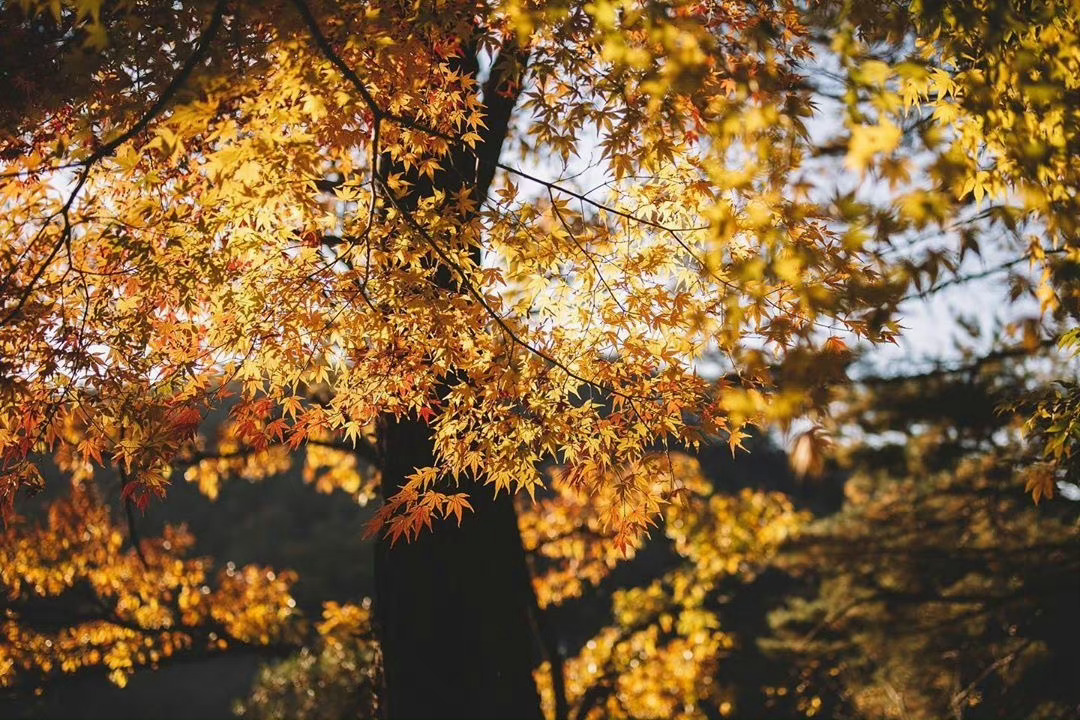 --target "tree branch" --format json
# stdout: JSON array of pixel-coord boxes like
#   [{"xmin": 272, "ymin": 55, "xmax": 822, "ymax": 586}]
[
  {"xmin": 474, "ymin": 39, "xmax": 529, "ymax": 205},
  {"xmin": 900, "ymin": 248, "xmax": 1067, "ymax": 303},
  {"xmin": 0, "ymin": 0, "xmax": 228, "ymax": 325}
]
